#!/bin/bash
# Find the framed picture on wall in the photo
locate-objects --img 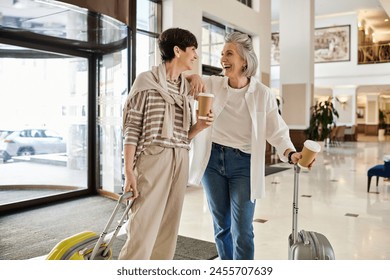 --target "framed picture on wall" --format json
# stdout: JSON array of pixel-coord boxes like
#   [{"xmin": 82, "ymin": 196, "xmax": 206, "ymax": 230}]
[
  {"xmin": 314, "ymin": 25, "xmax": 350, "ymax": 63},
  {"xmin": 270, "ymin": 25, "xmax": 351, "ymax": 65},
  {"xmin": 271, "ymin": 33, "xmax": 280, "ymax": 65},
  {"xmin": 357, "ymin": 106, "xmax": 365, "ymax": 119}
]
